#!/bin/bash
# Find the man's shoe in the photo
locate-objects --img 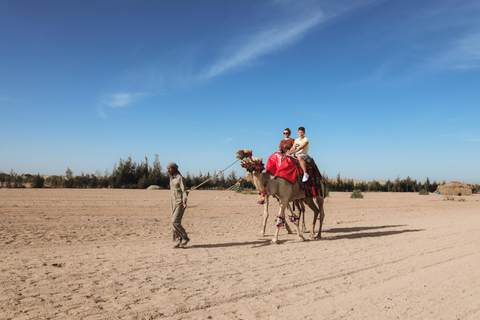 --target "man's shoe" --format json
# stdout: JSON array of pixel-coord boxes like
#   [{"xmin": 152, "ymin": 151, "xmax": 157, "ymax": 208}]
[
  {"xmin": 173, "ymin": 239, "xmax": 182, "ymax": 249},
  {"xmin": 302, "ymin": 173, "xmax": 309, "ymax": 182},
  {"xmin": 179, "ymin": 238, "xmax": 190, "ymax": 248}
]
